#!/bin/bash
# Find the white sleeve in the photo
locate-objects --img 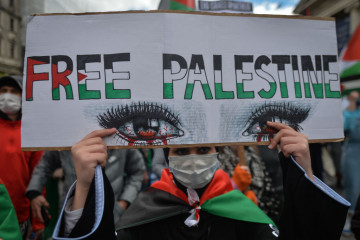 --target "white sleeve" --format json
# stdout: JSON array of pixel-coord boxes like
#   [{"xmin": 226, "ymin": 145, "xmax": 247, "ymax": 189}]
[
  {"xmin": 63, "ymin": 196, "xmax": 83, "ymax": 237},
  {"xmin": 52, "ymin": 166, "xmax": 106, "ymax": 239}
]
